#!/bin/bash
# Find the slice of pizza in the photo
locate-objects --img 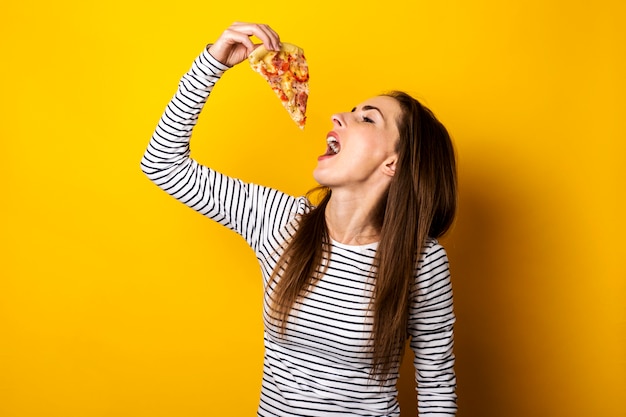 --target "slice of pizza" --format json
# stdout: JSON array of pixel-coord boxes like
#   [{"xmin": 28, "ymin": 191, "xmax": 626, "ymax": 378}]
[{"xmin": 249, "ymin": 43, "xmax": 309, "ymax": 129}]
